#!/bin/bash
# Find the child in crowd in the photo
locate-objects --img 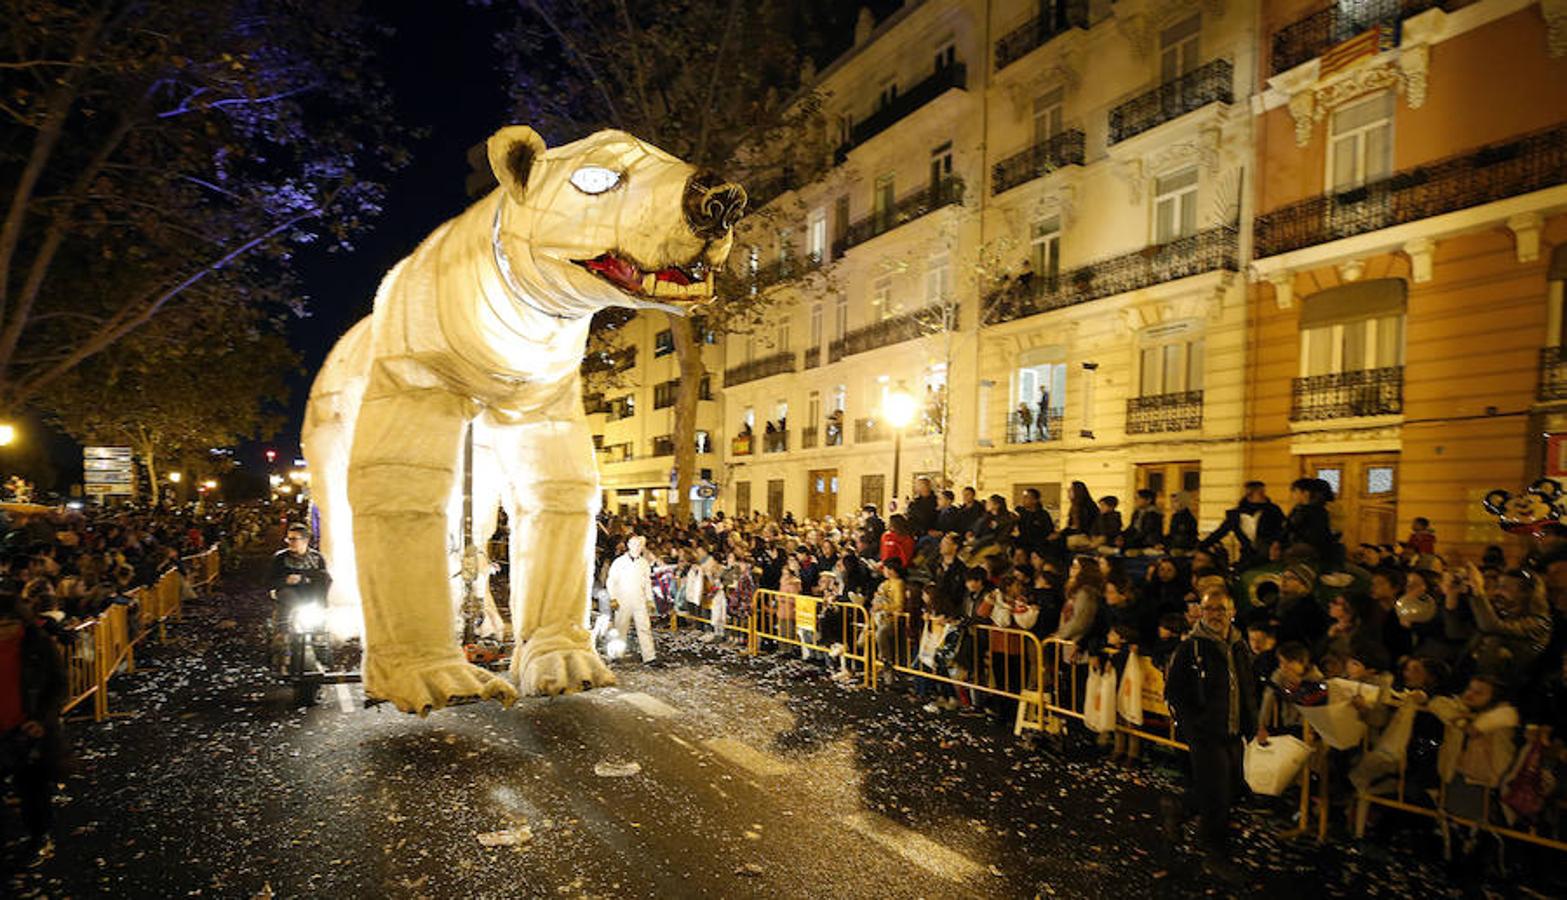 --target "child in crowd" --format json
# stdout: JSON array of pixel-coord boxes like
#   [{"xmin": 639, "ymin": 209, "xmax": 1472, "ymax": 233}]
[
  {"xmin": 1247, "ymin": 619, "xmax": 1280, "ymax": 694},
  {"xmin": 1148, "ymin": 612, "xmax": 1187, "ymax": 668},
  {"xmin": 916, "ymin": 588, "xmax": 963, "ymax": 713},
  {"xmin": 1406, "ymin": 517, "xmax": 1437, "ymax": 557},
  {"xmin": 1256, "ymin": 641, "xmax": 1321, "ymax": 744},
  {"xmin": 869, "ymin": 558, "xmax": 906, "ymax": 677}
]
